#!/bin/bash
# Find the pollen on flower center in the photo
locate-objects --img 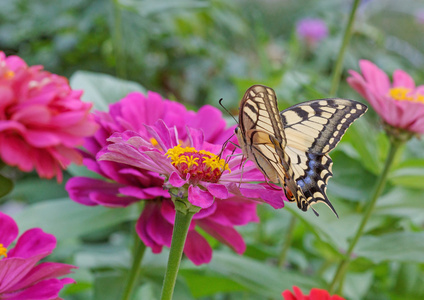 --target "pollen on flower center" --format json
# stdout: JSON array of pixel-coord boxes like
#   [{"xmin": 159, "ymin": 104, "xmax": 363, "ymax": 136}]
[
  {"xmin": 165, "ymin": 144, "xmax": 230, "ymax": 183},
  {"xmin": 0, "ymin": 243, "xmax": 7, "ymax": 259},
  {"xmin": 388, "ymin": 87, "xmax": 424, "ymax": 103}
]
